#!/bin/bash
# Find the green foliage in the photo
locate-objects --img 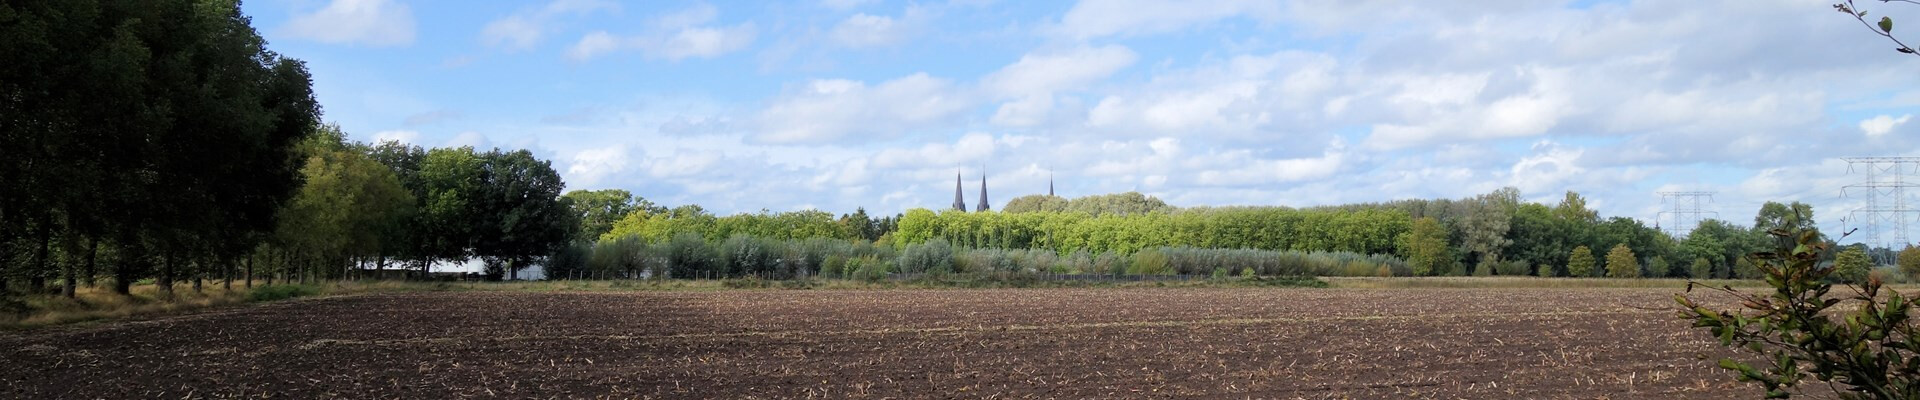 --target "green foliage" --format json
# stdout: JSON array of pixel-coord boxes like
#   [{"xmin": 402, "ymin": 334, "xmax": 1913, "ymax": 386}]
[
  {"xmin": 1650, "ymin": 256, "xmax": 1672, "ymax": 278},
  {"xmin": 1537, "ymin": 263, "xmax": 1559, "ymax": 277},
  {"xmin": 1605, "ymin": 244, "xmax": 1639, "ymax": 278},
  {"xmin": 1677, "ymin": 229, "xmax": 1920, "ymax": 398},
  {"xmin": 563, "ymin": 189, "xmax": 658, "ymax": 243},
  {"xmin": 1397, "ymin": 216, "xmax": 1450, "ymax": 276},
  {"xmin": 1900, "ymin": 246, "xmax": 1920, "ymax": 281},
  {"xmin": 896, "ymin": 238, "xmax": 954, "ymax": 274},
  {"xmin": 1736, "ymin": 256, "xmax": 1762, "ymax": 280},
  {"xmin": 1001, "ymin": 195, "xmax": 1070, "ymax": 213},
  {"xmin": 1128, "ymin": 248, "xmax": 1171, "ymax": 275},
  {"xmin": 1835, "ymin": 246, "xmax": 1874, "ymax": 284},
  {"xmin": 1567, "ymin": 246, "xmax": 1596, "ymax": 277},
  {"xmin": 849, "ymin": 256, "xmax": 890, "ymax": 282},
  {"xmin": 1693, "ymin": 257, "xmax": 1713, "ymax": 280},
  {"xmin": 248, "ymin": 285, "xmax": 321, "ymax": 302},
  {"xmin": 546, "ymin": 242, "xmax": 591, "ymax": 279},
  {"xmin": 664, "ymin": 233, "xmax": 715, "ymax": 279}
]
